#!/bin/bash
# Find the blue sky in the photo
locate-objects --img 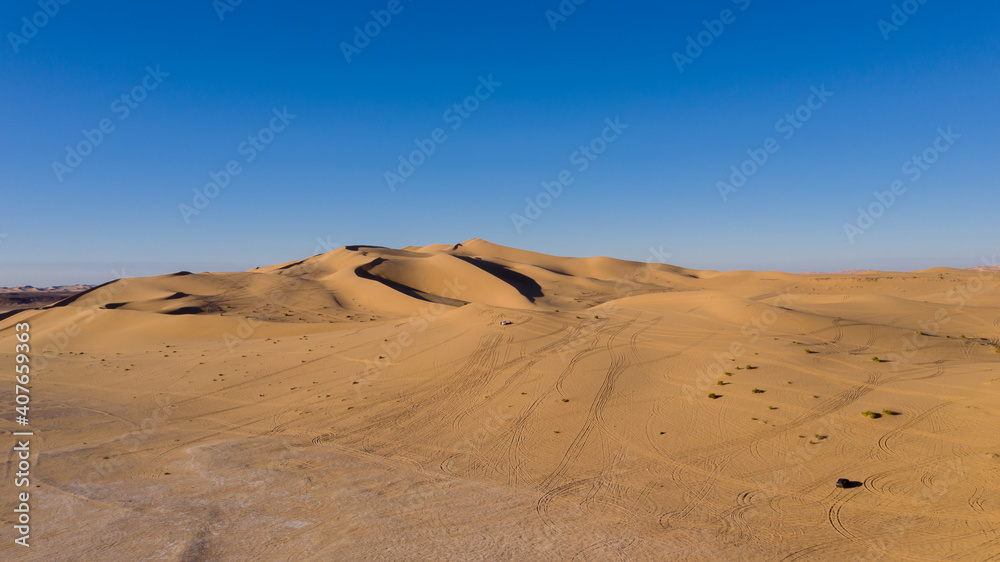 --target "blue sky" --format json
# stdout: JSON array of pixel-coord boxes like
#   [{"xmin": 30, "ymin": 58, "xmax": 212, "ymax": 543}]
[{"xmin": 1, "ymin": 1, "xmax": 998, "ymax": 286}]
